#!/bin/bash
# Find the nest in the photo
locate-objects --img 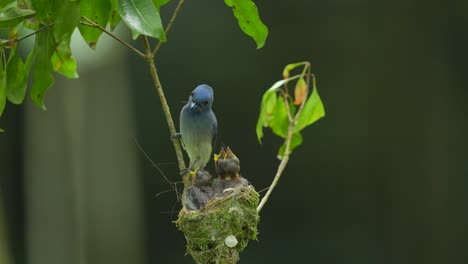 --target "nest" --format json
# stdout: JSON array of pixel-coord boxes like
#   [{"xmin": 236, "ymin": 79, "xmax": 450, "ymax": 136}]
[{"xmin": 176, "ymin": 185, "xmax": 260, "ymax": 264}]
